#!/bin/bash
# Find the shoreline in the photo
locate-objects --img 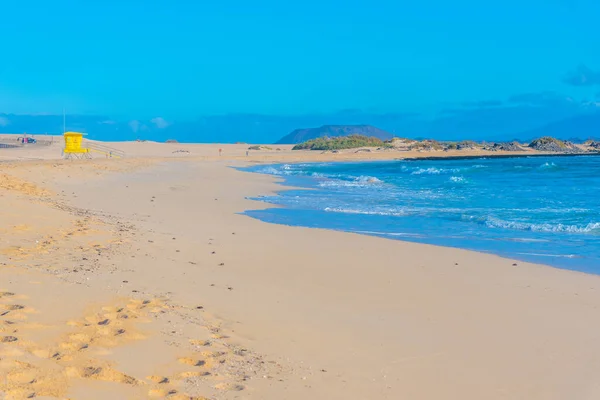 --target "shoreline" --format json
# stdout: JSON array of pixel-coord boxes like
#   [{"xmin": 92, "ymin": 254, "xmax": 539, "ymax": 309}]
[{"xmin": 240, "ymin": 155, "xmax": 599, "ymax": 274}]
